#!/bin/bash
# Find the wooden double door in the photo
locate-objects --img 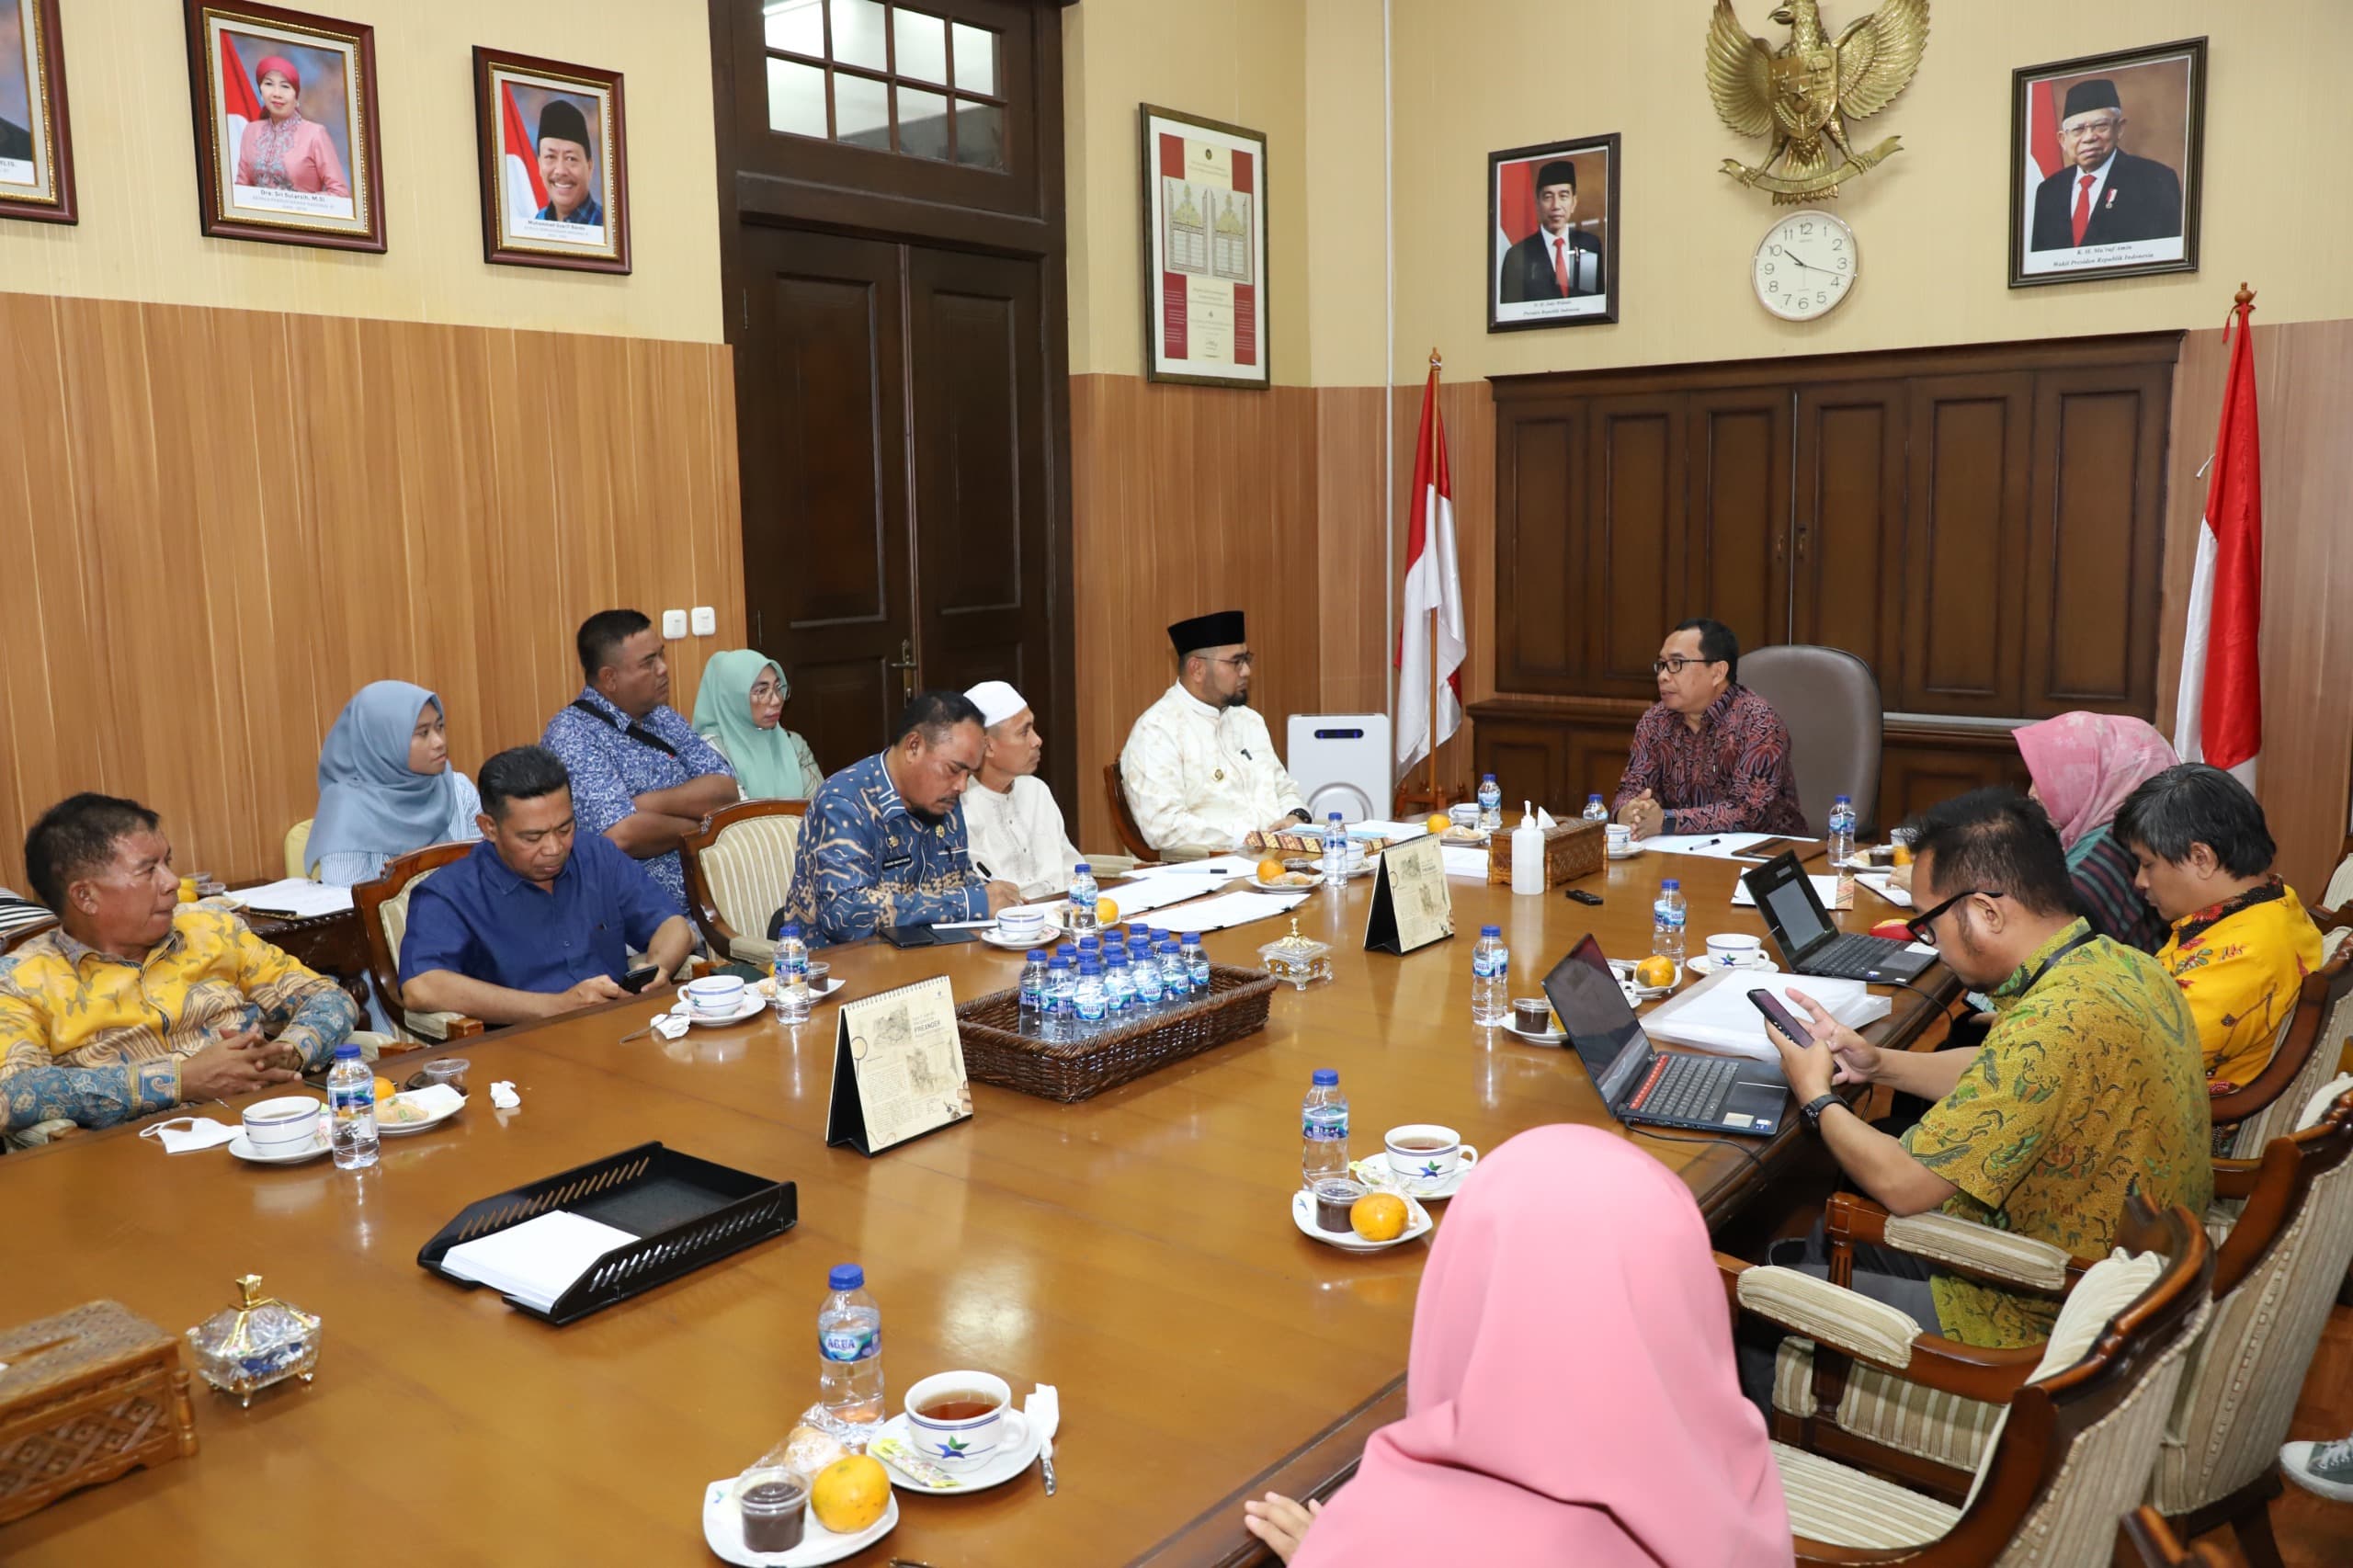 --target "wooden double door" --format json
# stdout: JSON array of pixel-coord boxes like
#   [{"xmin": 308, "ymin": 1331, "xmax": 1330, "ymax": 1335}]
[{"xmin": 735, "ymin": 225, "xmax": 1053, "ymax": 778}]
